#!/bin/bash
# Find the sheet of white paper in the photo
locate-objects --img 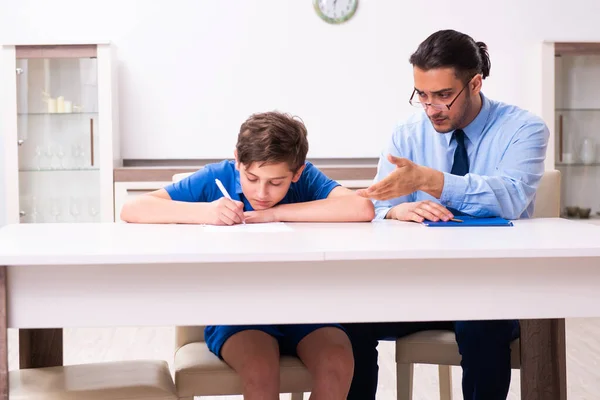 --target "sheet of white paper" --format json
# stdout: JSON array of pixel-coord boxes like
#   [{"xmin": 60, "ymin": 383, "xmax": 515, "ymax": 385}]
[{"xmin": 203, "ymin": 222, "xmax": 293, "ymax": 232}]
